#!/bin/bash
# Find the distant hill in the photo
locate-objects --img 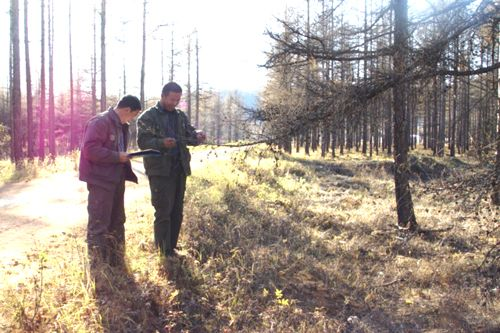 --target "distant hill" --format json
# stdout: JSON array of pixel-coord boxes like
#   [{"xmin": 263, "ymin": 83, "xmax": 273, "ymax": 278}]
[{"xmin": 220, "ymin": 90, "xmax": 259, "ymax": 109}]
